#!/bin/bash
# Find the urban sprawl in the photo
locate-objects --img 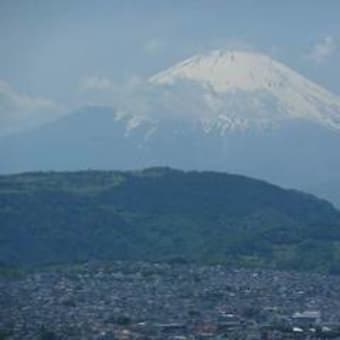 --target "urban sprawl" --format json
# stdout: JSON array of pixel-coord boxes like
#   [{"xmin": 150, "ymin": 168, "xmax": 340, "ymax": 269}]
[{"xmin": 1, "ymin": 262, "xmax": 340, "ymax": 339}]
